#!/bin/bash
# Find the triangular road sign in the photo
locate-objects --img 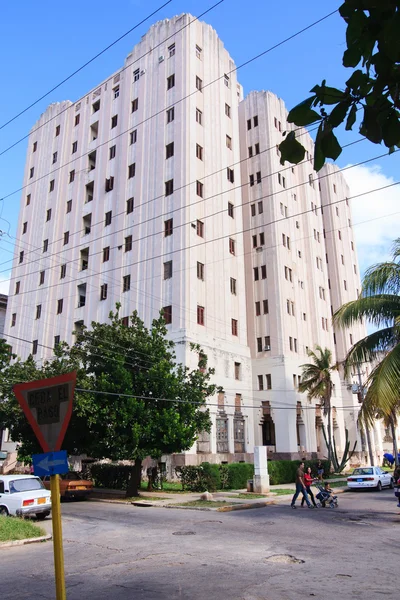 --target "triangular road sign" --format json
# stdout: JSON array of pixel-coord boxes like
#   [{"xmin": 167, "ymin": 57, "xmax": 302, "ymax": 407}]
[{"xmin": 13, "ymin": 371, "xmax": 76, "ymax": 453}]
